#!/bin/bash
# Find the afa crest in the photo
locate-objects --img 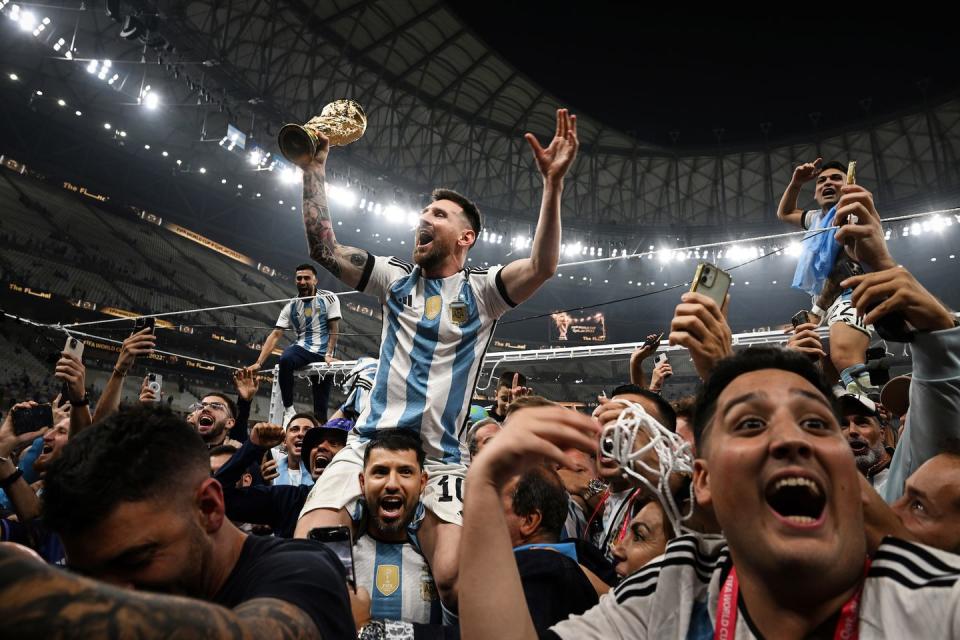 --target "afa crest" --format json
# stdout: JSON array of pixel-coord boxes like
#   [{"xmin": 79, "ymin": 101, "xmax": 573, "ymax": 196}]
[
  {"xmin": 376, "ymin": 564, "xmax": 400, "ymax": 597},
  {"xmin": 424, "ymin": 295, "xmax": 442, "ymax": 320}
]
